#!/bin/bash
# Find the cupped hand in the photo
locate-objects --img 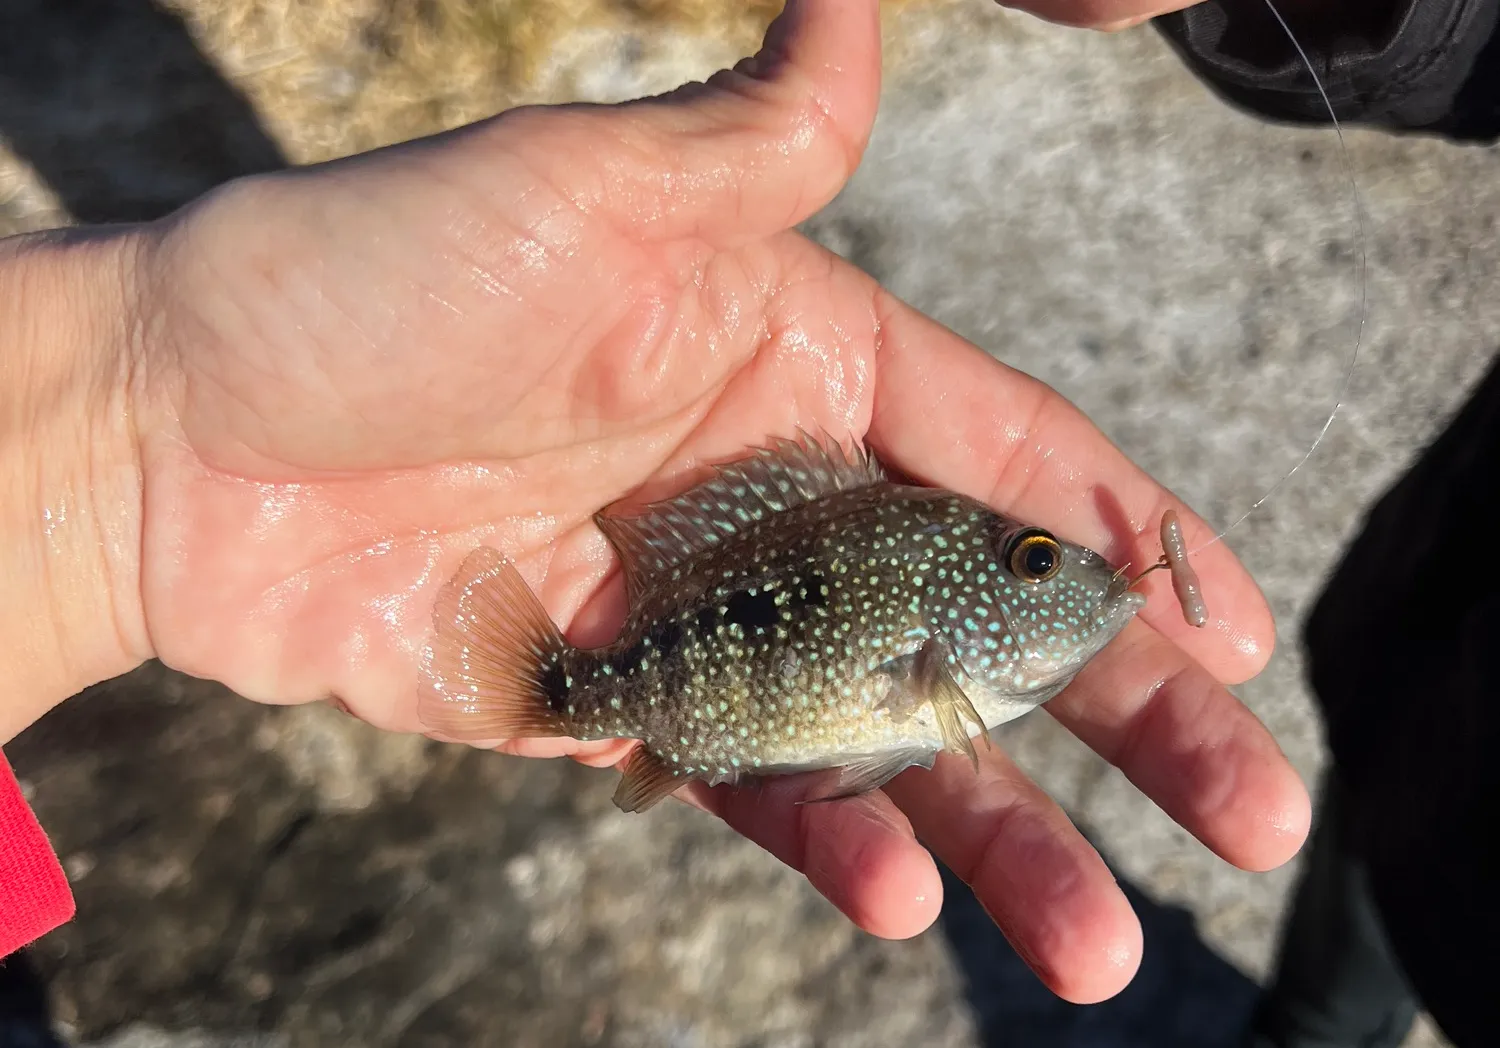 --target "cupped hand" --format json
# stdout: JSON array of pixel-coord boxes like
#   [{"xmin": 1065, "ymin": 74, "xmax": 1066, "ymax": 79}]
[{"xmin": 126, "ymin": 0, "xmax": 1306, "ymax": 1003}]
